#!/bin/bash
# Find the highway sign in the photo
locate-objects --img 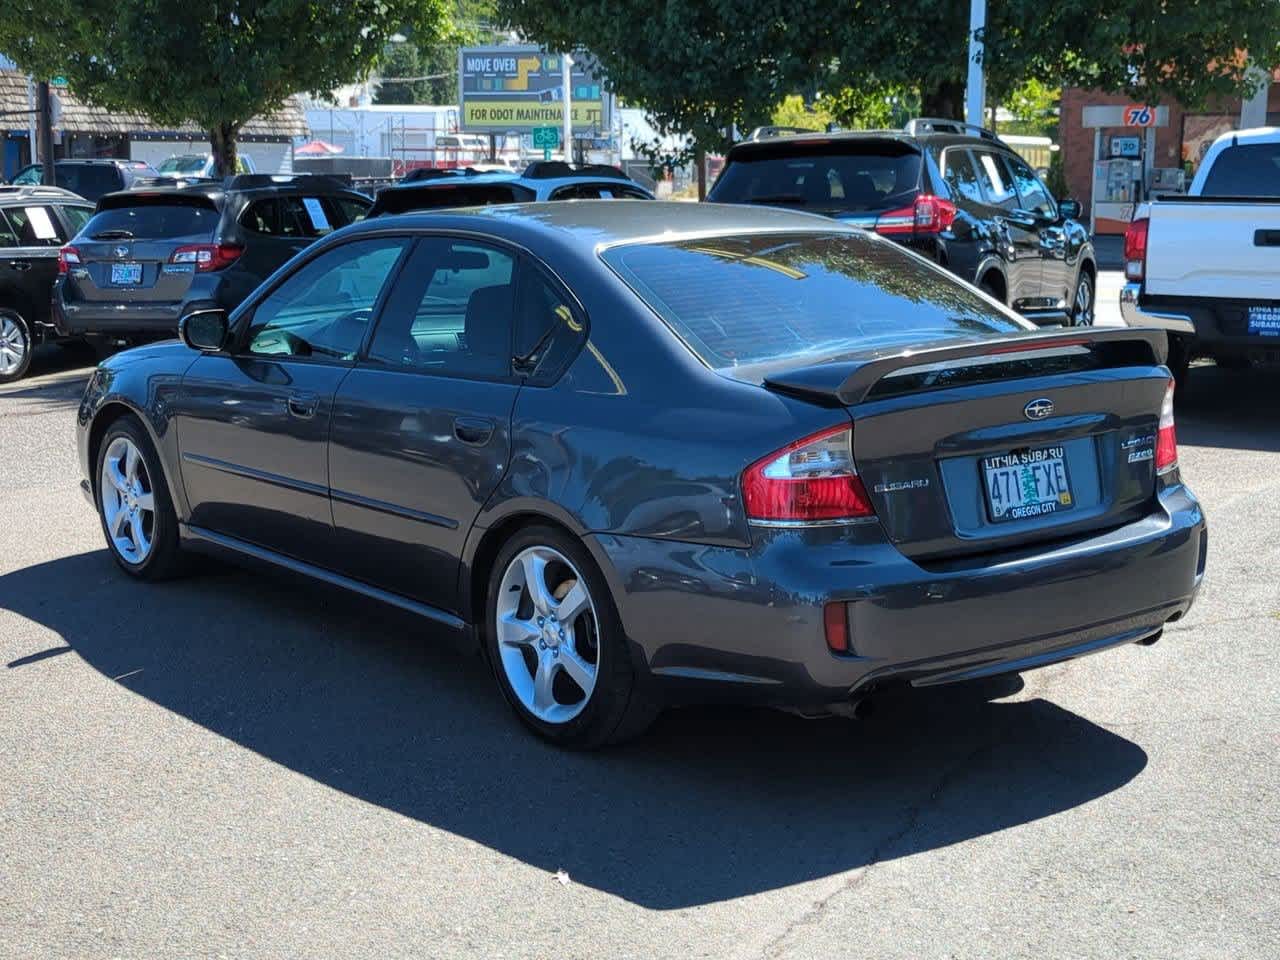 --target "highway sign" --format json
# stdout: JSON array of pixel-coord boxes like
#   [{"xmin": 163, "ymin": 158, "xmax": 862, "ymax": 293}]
[{"xmin": 459, "ymin": 46, "xmax": 609, "ymax": 134}]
